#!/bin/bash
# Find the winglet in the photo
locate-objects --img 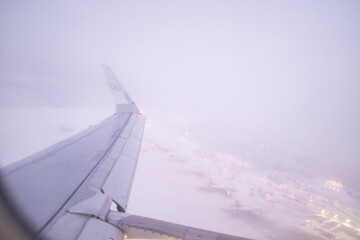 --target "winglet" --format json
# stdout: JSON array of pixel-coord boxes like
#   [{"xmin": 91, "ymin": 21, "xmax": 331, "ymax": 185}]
[{"xmin": 102, "ymin": 65, "xmax": 139, "ymax": 112}]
